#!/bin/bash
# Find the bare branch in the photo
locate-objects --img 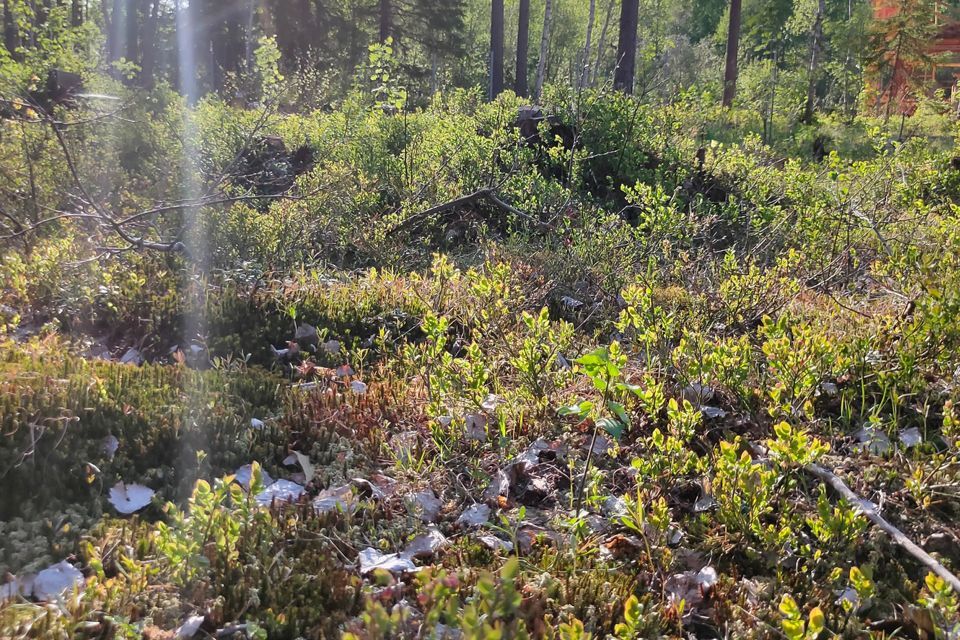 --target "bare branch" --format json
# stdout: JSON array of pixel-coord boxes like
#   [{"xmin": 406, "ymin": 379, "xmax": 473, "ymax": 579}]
[
  {"xmin": 0, "ymin": 99, "xmax": 316, "ymax": 256},
  {"xmin": 805, "ymin": 462, "xmax": 960, "ymax": 595},
  {"xmin": 386, "ymin": 188, "xmax": 552, "ymax": 237}
]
